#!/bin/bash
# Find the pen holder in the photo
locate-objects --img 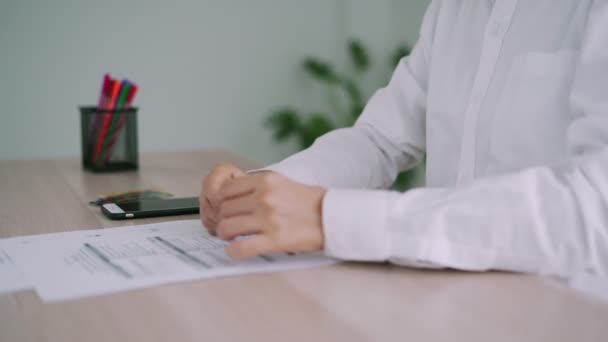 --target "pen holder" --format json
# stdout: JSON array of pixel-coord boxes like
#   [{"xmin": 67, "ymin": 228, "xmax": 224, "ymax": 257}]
[{"xmin": 80, "ymin": 106, "xmax": 139, "ymax": 172}]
